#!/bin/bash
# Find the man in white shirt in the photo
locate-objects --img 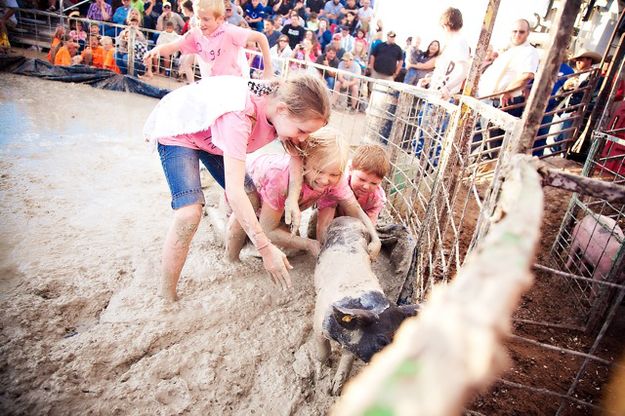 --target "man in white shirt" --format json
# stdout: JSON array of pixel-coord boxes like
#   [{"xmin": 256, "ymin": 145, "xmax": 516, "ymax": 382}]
[{"xmin": 478, "ymin": 18, "xmax": 539, "ymax": 108}]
